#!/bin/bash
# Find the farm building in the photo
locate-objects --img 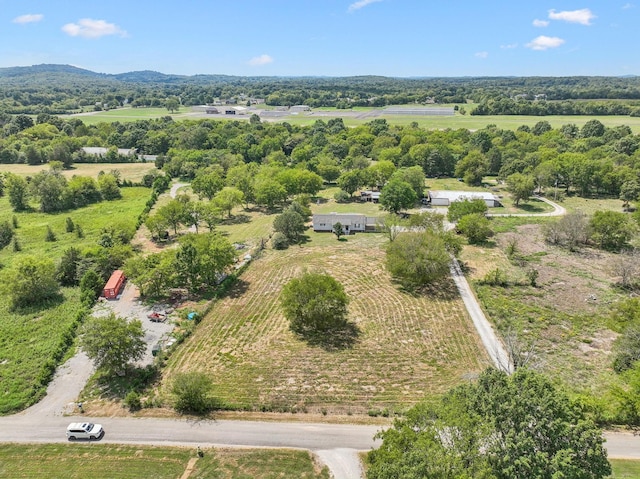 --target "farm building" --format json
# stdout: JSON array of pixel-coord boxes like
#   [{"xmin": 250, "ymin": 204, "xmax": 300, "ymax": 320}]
[
  {"xmin": 103, "ymin": 270, "xmax": 126, "ymax": 299},
  {"xmin": 359, "ymin": 190, "xmax": 381, "ymax": 203},
  {"xmin": 313, "ymin": 213, "xmax": 379, "ymax": 234},
  {"xmin": 384, "ymin": 107, "xmax": 455, "ymax": 116},
  {"xmin": 428, "ymin": 190, "xmax": 502, "ymax": 207},
  {"xmin": 290, "ymin": 105, "xmax": 311, "ymax": 112}
]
